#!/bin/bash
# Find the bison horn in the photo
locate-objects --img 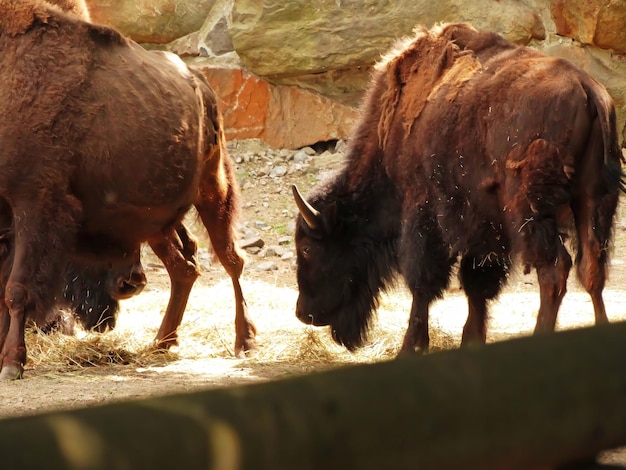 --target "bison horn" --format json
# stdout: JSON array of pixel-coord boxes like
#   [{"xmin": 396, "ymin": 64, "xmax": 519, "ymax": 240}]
[{"xmin": 292, "ymin": 185, "xmax": 321, "ymax": 230}]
